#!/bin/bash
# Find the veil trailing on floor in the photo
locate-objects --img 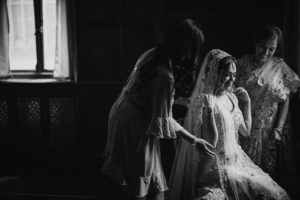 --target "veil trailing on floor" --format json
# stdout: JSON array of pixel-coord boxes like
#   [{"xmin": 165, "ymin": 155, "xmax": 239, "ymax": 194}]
[{"xmin": 168, "ymin": 49, "xmax": 290, "ymax": 200}]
